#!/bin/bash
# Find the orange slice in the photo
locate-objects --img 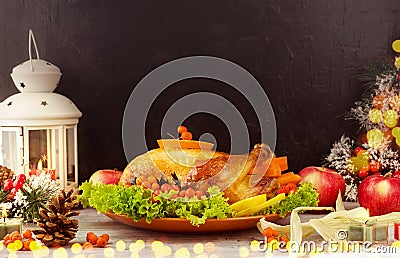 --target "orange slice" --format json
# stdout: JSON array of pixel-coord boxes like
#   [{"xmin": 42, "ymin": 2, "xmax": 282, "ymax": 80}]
[{"xmin": 157, "ymin": 139, "xmax": 214, "ymax": 150}]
